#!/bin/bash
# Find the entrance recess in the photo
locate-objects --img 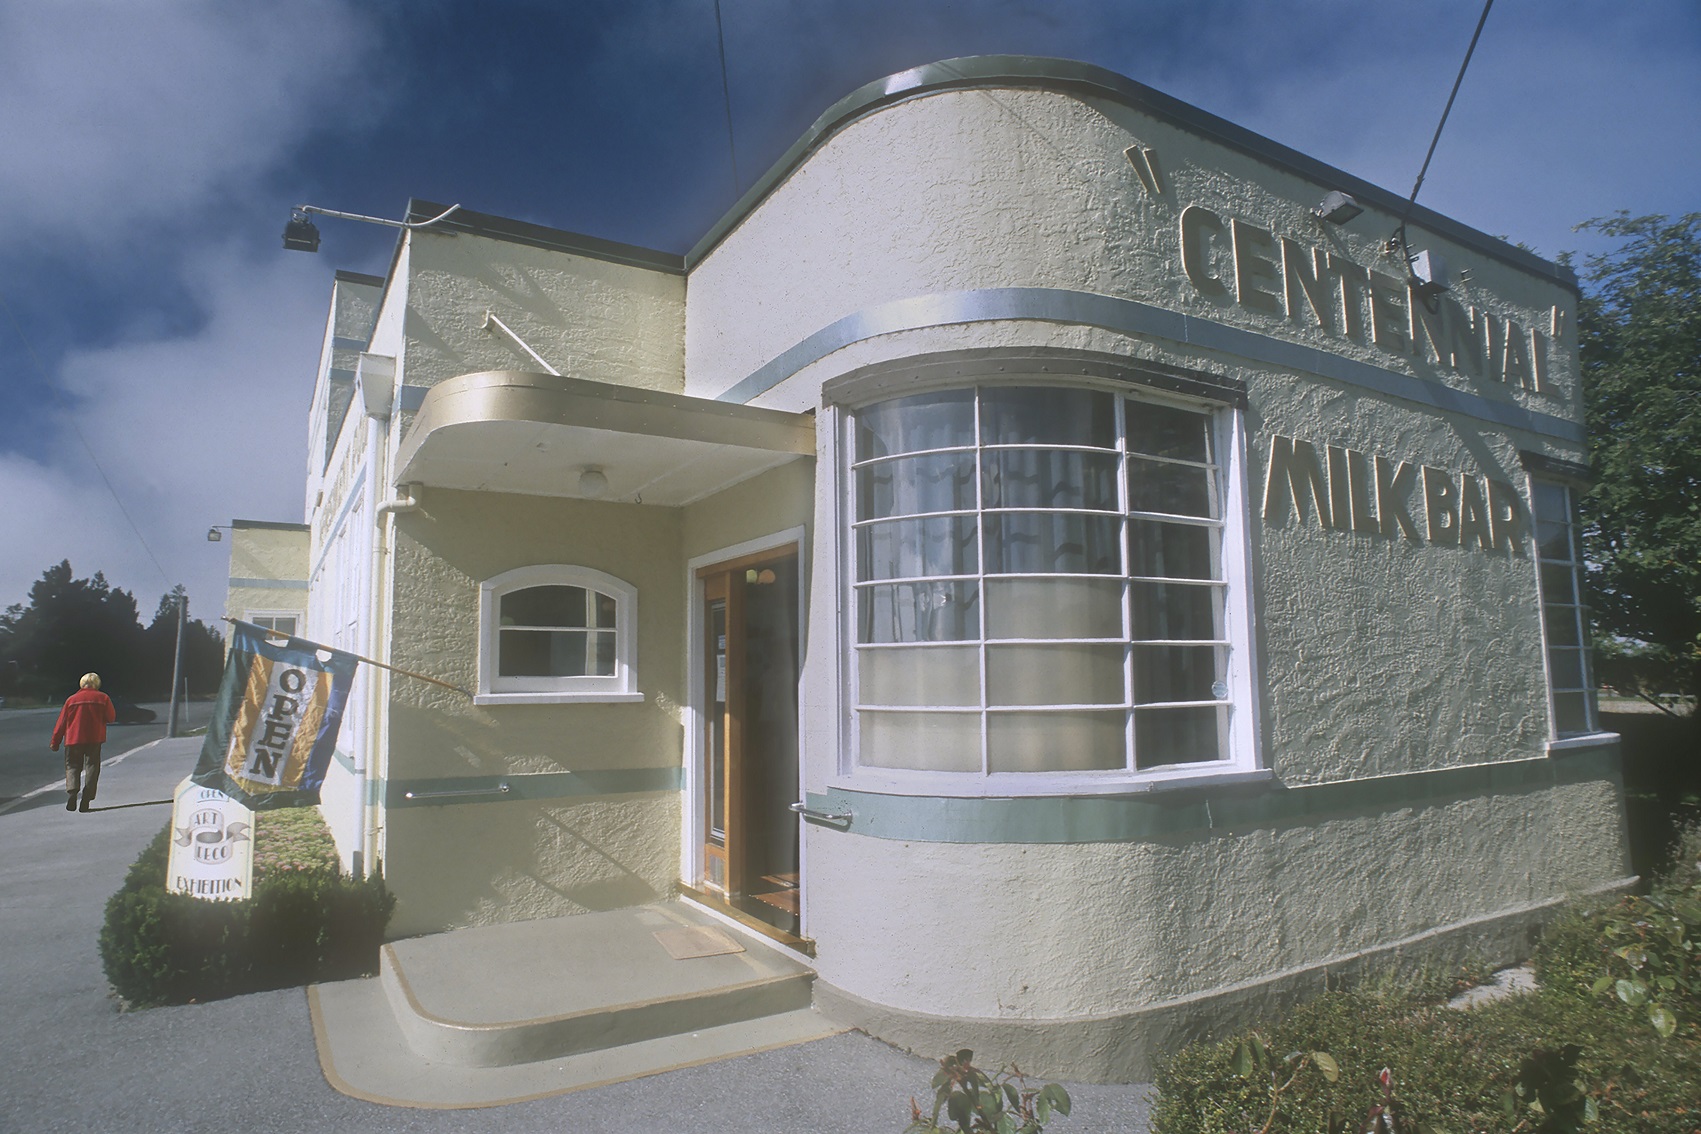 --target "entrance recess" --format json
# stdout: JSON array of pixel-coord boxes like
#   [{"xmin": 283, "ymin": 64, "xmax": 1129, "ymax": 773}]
[{"xmin": 694, "ymin": 546, "xmax": 802, "ymax": 942}]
